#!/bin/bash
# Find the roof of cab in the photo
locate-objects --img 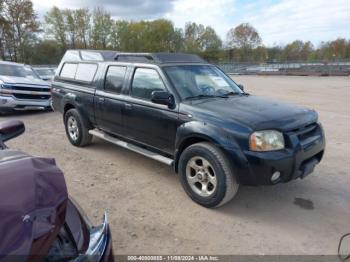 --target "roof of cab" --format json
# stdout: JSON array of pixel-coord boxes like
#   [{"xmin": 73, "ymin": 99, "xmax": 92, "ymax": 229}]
[{"xmin": 61, "ymin": 50, "xmax": 207, "ymax": 64}]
